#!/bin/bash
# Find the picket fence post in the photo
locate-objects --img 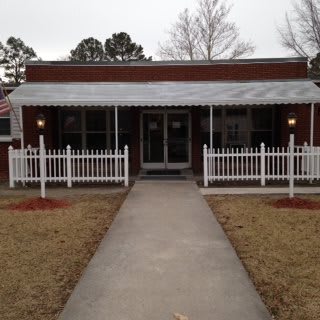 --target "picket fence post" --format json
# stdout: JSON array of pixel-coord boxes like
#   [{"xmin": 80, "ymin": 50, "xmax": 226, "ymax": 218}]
[
  {"xmin": 203, "ymin": 144, "xmax": 208, "ymax": 187},
  {"xmin": 8, "ymin": 146, "xmax": 14, "ymax": 188},
  {"xmin": 260, "ymin": 143, "xmax": 265, "ymax": 186},
  {"xmin": 66, "ymin": 145, "xmax": 72, "ymax": 188},
  {"xmin": 39, "ymin": 135, "xmax": 46, "ymax": 198},
  {"xmin": 124, "ymin": 145, "xmax": 129, "ymax": 187}
]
